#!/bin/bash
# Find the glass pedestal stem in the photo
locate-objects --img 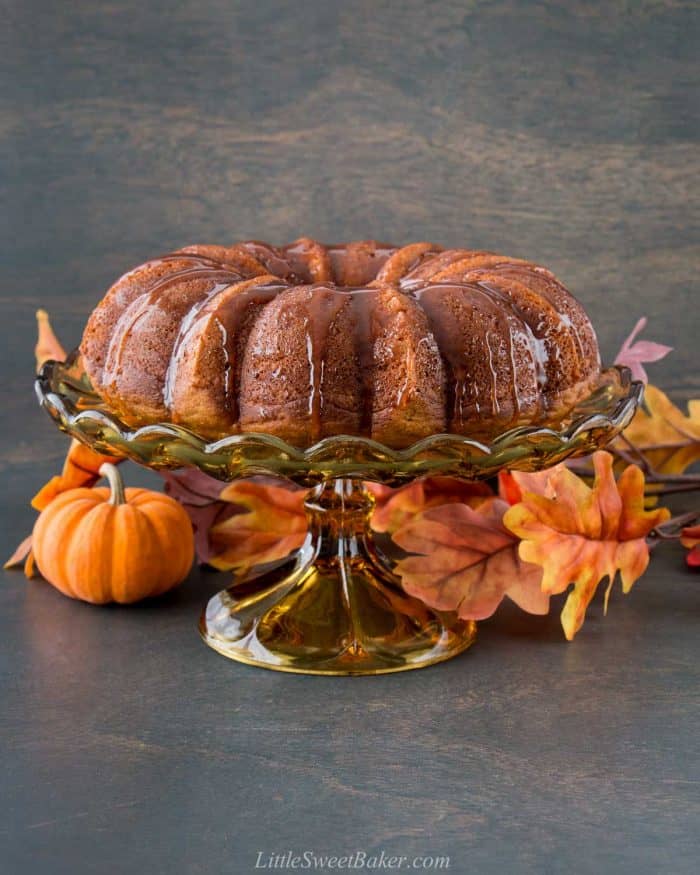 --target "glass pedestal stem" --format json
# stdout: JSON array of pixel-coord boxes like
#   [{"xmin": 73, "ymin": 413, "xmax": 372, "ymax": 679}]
[{"xmin": 200, "ymin": 478, "xmax": 476, "ymax": 675}]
